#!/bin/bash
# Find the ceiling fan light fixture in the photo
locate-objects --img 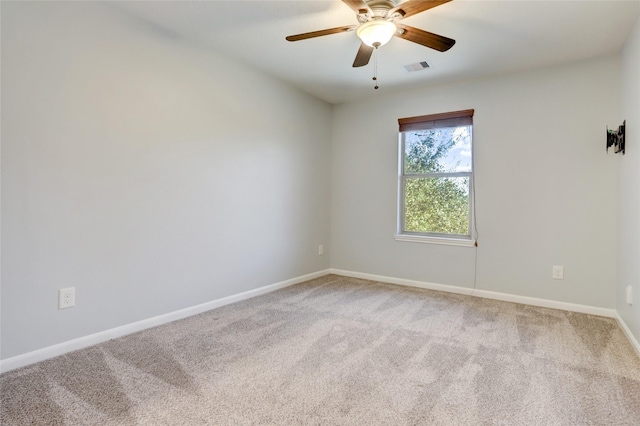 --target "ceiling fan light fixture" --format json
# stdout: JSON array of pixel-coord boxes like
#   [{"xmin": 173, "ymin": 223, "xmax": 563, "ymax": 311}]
[{"xmin": 356, "ymin": 19, "xmax": 397, "ymax": 47}]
